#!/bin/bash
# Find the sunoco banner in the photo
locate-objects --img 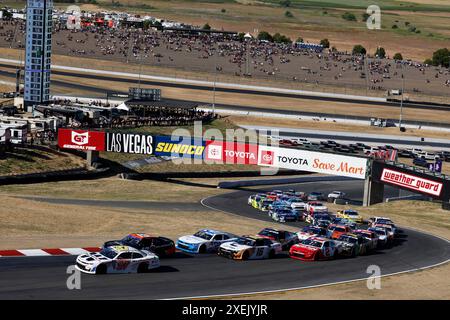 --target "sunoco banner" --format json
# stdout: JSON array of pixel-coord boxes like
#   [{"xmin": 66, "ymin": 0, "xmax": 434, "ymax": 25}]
[
  {"xmin": 154, "ymin": 136, "xmax": 206, "ymax": 159},
  {"xmin": 257, "ymin": 146, "xmax": 368, "ymax": 179}
]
